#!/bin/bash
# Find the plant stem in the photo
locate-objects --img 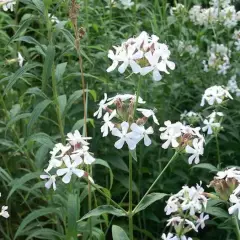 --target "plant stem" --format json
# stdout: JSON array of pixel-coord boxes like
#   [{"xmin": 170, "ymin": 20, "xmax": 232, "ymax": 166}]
[
  {"xmin": 133, "ymin": 76, "xmax": 142, "ymax": 118},
  {"xmin": 51, "ymin": 66, "xmax": 65, "ymax": 143},
  {"xmin": 133, "ymin": 151, "xmax": 179, "ymax": 214},
  {"xmin": 128, "ymin": 152, "xmax": 134, "ymax": 240},
  {"xmin": 215, "ymin": 133, "xmax": 220, "ymax": 168},
  {"xmin": 81, "ymin": 180, "xmax": 128, "ymax": 216},
  {"xmin": 233, "ymin": 215, "xmax": 240, "ymax": 240}
]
